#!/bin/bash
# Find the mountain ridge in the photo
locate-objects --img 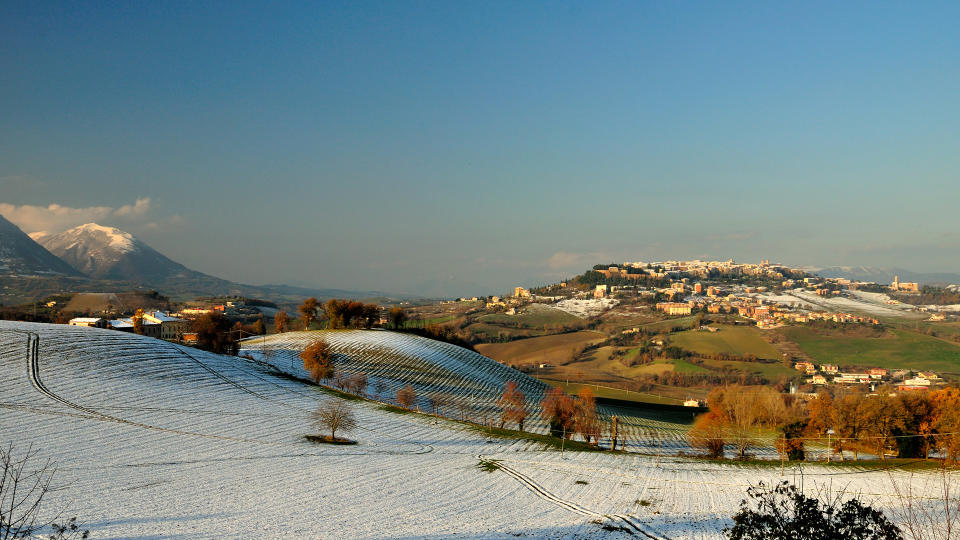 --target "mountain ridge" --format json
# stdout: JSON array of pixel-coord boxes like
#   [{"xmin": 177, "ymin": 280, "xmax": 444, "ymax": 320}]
[{"xmin": 0, "ymin": 214, "xmax": 82, "ymax": 277}]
